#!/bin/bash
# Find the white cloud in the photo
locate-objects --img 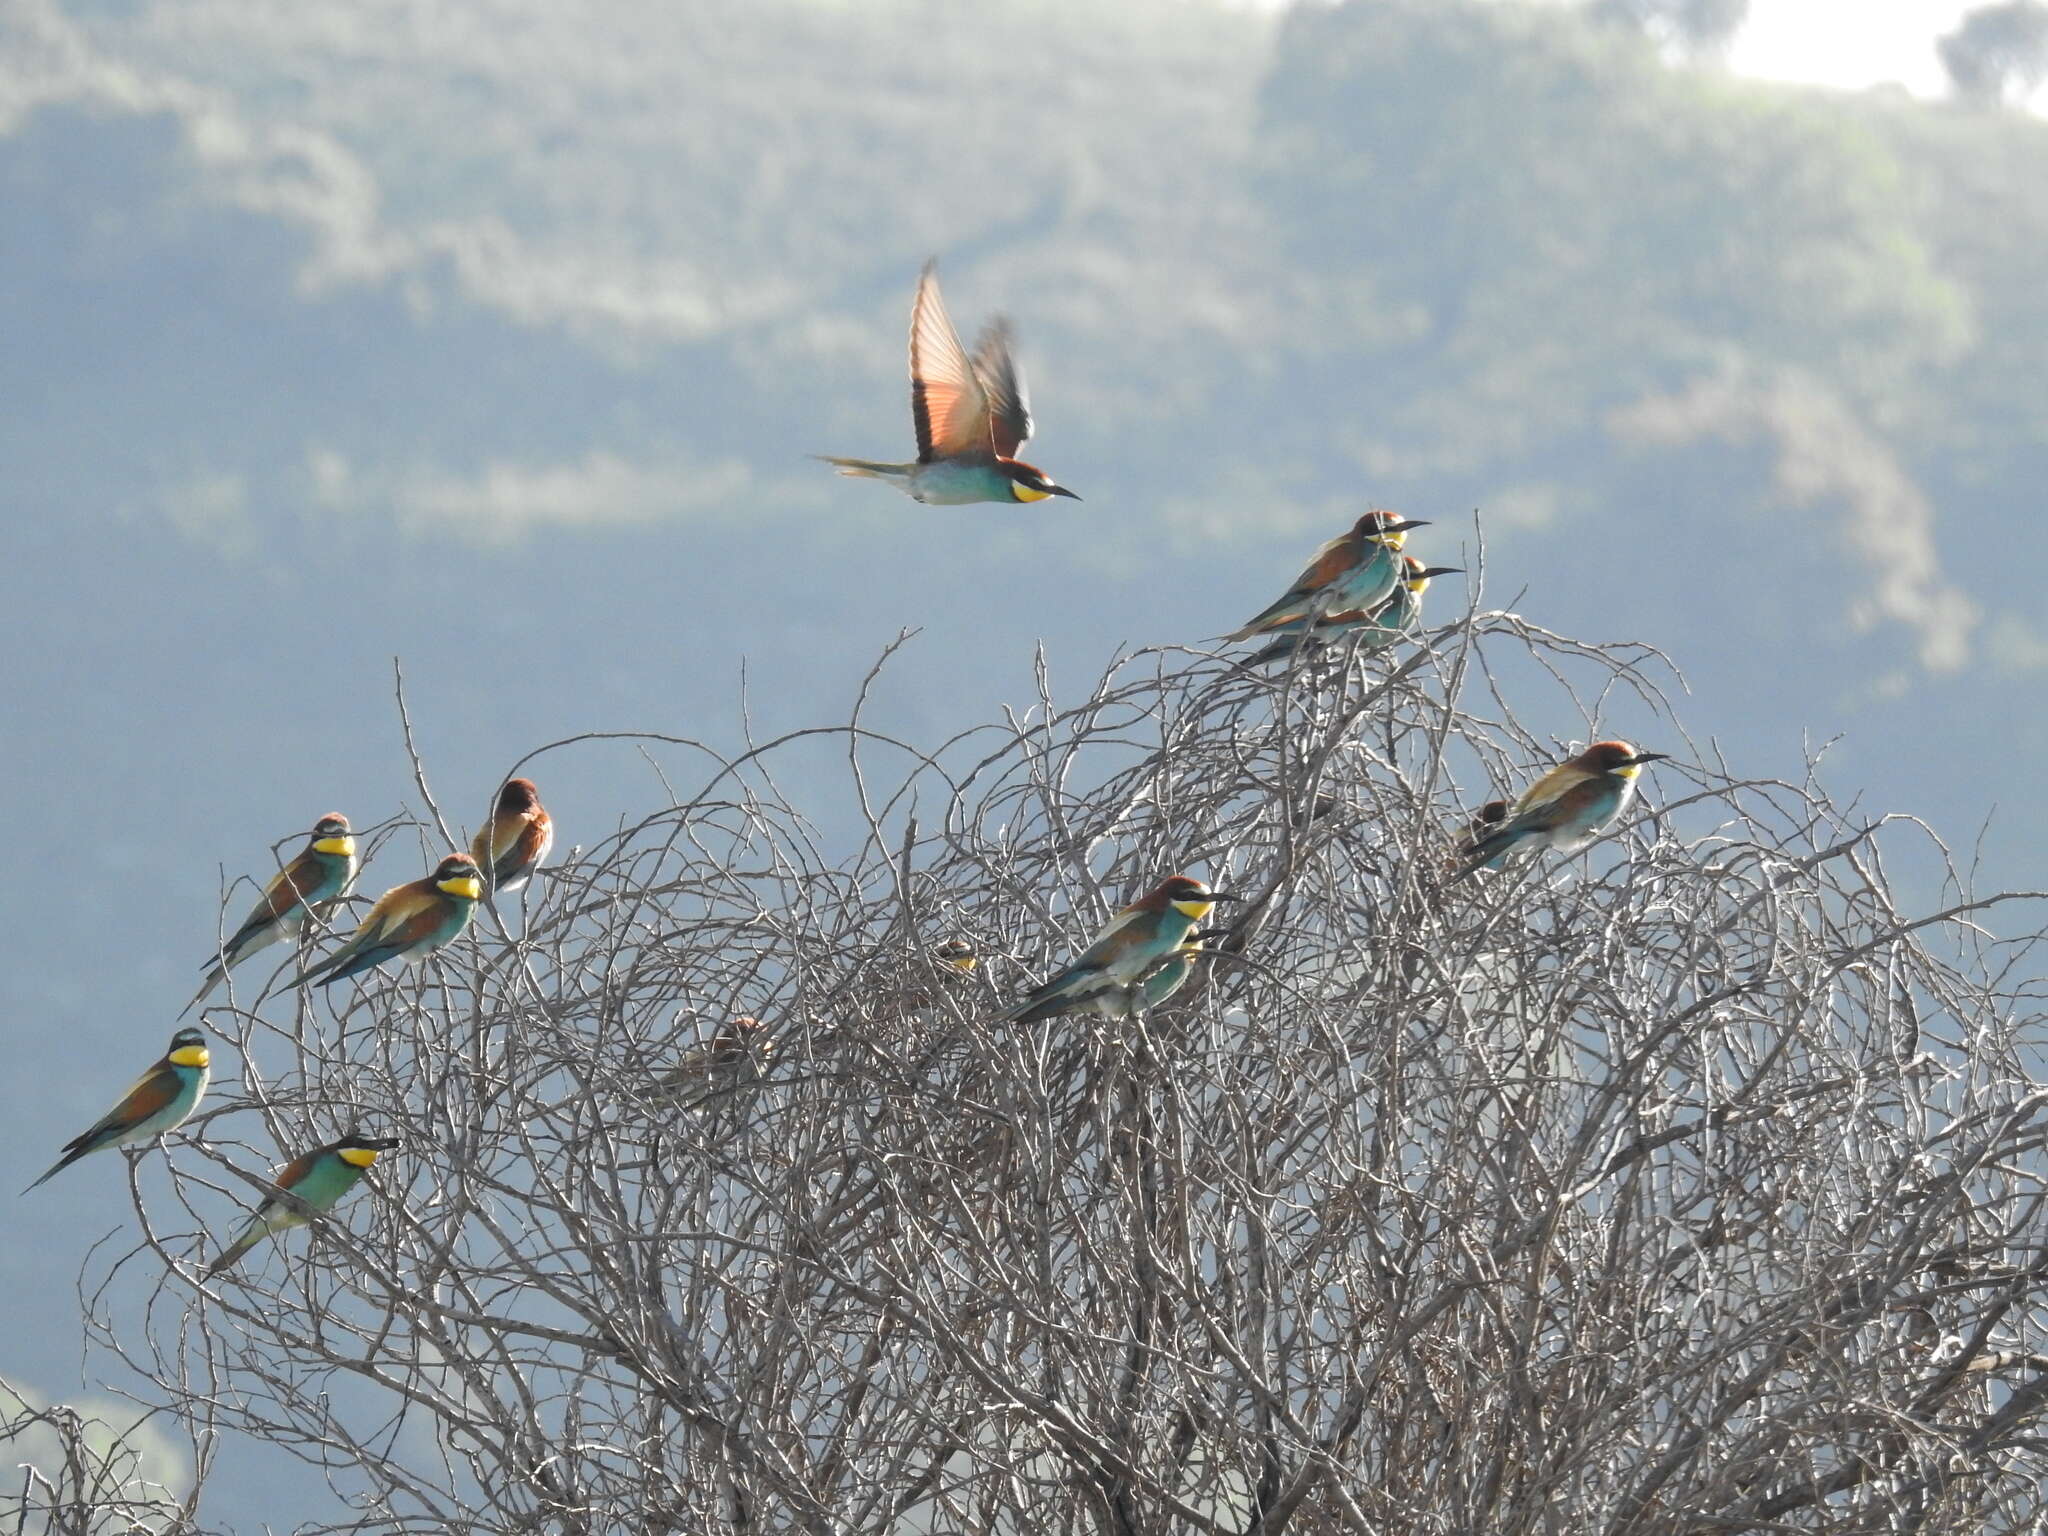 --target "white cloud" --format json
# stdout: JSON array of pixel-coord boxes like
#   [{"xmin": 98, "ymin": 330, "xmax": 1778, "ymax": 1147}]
[{"xmin": 307, "ymin": 445, "xmax": 760, "ymax": 543}]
